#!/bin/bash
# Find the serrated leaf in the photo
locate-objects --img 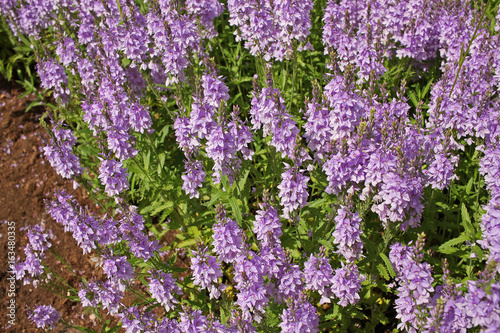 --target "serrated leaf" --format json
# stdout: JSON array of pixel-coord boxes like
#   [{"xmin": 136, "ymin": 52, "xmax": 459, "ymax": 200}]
[
  {"xmin": 150, "ymin": 201, "xmax": 174, "ymax": 216},
  {"xmin": 438, "ymin": 246, "xmax": 462, "ymax": 255},
  {"xmin": 228, "ymin": 197, "xmax": 242, "ymax": 224},
  {"xmin": 237, "ymin": 168, "xmax": 250, "ymax": 192},
  {"xmin": 461, "ymin": 203, "xmax": 475, "ymax": 237},
  {"xmin": 309, "ymin": 197, "xmax": 327, "ymax": 208},
  {"xmin": 438, "ymin": 233, "xmax": 470, "ymax": 253},
  {"xmin": 409, "ymin": 92, "xmax": 419, "ymax": 108},
  {"xmin": 220, "ymin": 307, "xmax": 227, "ymax": 324},
  {"xmin": 177, "ymin": 239, "xmax": 197, "ymax": 248},
  {"xmin": 188, "ymin": 226, "xmax": 201, "ymax": 238},
  {"xmin": 319, "ymin": 239, "xmax": 333, "ymax": 250},
  {"xmin": 379, "ymin": 253, "xmax": 396, "ymax": 278},
  {"xmin": 422, "ymin": 79, "xmax": 433, "ymax": 98},
  {"xmin": 377, "ymin": 263, "xmax": 390, "ymax": 280},
  {"xmin": 471, "ymin": 245, "xmax": 484, "ymax": 260},
  {"xmin": 205, "ymin": 189, "xmax": 227, "ymax": 207},
  {"xmin": 143, "ymin": 150, "xmax": 151, "ymax": 171},
  {"xmin": 465, "ymin": 177, "xmax": 474, "ymax": 195}
]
